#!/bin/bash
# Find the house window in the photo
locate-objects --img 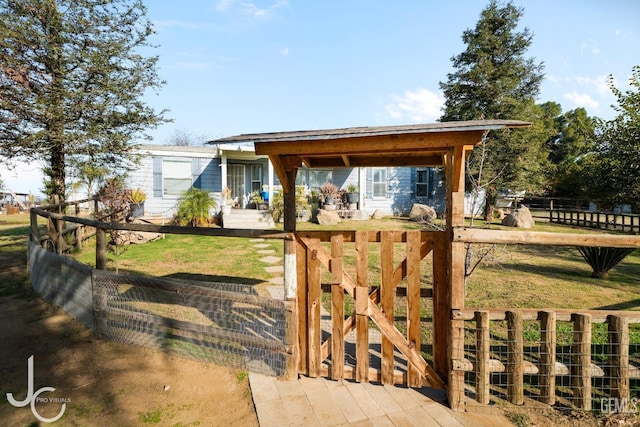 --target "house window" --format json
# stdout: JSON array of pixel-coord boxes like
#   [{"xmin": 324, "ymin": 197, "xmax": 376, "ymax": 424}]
[
  {"xmin": 309, "ymin": 169, "xmax": 332, "ymax": 189},
  {"xmin": 251, "ymin": 165, "xmax": 262, "ymax": 193},
  {"xmin": 372, "ymin": 168, "xmax": 387, "ymax": 198},
  {"xmin": 416, "ymin": 169, "xmax": 429, "ymax": 197},
  {"xmin": 163, "ymin": 159, "xmax": 192, "ymax": 195}
]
